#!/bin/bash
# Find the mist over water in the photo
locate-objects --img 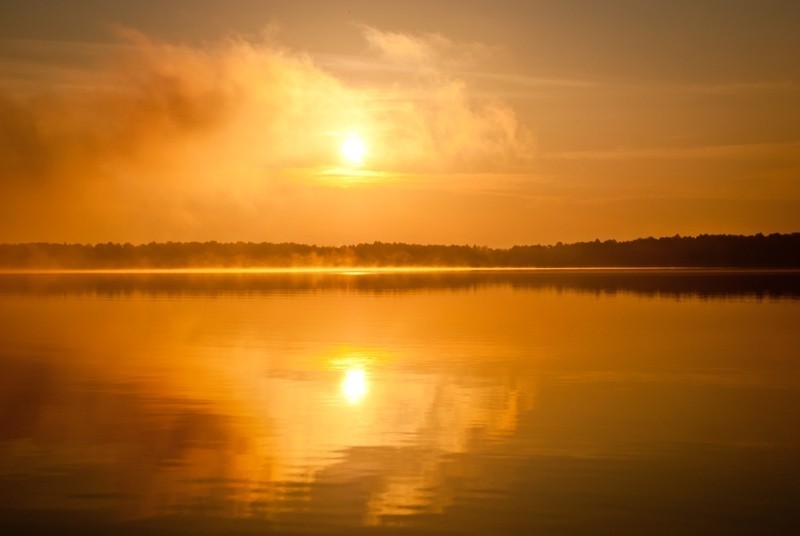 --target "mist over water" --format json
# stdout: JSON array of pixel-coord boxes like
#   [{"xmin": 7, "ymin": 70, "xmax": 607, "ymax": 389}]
[{"xmin": 1, "ymin": 270, "xmax": 799, "ymax": 535}]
